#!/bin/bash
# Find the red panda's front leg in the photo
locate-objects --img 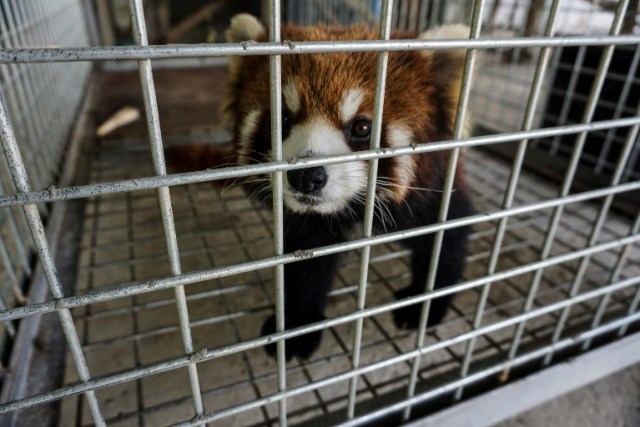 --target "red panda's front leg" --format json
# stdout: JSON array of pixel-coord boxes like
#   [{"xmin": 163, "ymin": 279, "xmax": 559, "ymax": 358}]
[
  {"xmin": 391, "ymin": 191, "xmax": 474, "ymax": 329},
  {"xmin": 261, "ymin": 214, "xmax": 350, "ymax": 360}
]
